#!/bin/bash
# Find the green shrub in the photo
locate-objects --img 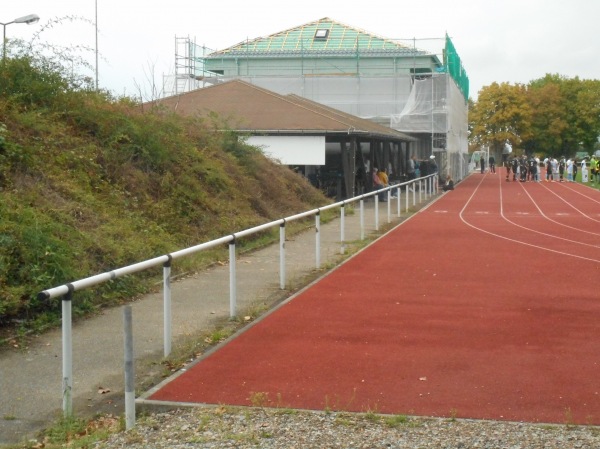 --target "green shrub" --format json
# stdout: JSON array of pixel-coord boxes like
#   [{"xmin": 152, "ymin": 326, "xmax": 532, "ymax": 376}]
[{"xmin": 0, "ymin": 52, "xmax": 329, "ymax": 332}]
